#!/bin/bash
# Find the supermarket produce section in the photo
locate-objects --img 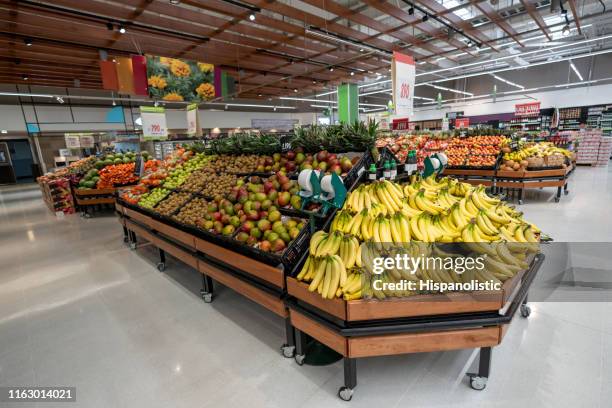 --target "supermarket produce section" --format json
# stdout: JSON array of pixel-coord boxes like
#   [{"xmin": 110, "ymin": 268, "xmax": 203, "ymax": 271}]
[{"xmin": 52, "ymin": 126, "xmax": 558, "ymax": 401}]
